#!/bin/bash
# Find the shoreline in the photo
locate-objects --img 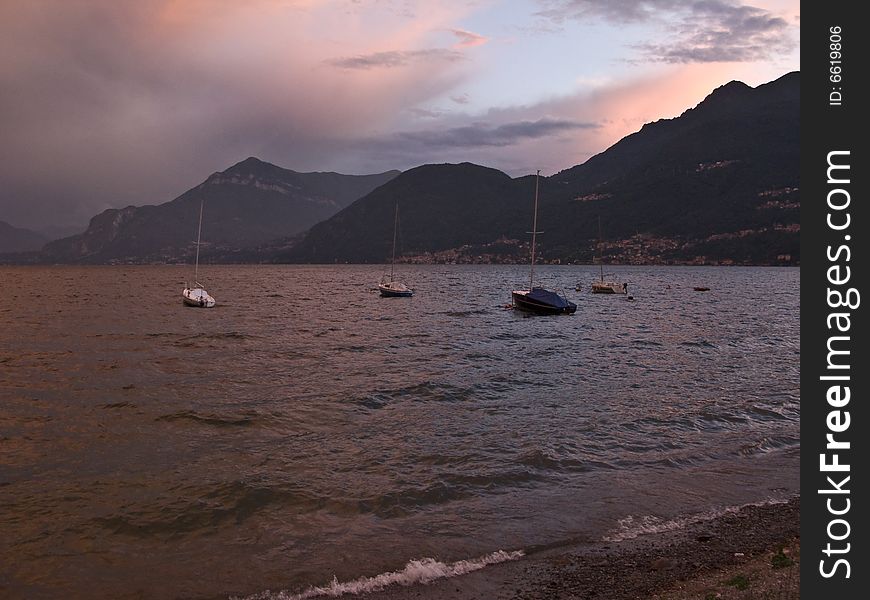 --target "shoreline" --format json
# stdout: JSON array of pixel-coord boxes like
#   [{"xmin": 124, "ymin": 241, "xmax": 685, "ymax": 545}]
[{"xmin": 349, "ymin": 497, "xmax": 800, "ymax": 600}]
